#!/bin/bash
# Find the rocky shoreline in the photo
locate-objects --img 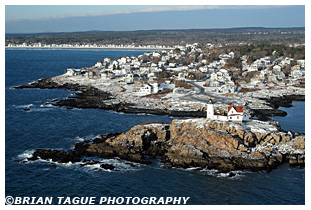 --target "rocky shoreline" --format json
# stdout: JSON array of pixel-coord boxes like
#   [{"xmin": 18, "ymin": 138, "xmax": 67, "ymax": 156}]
[
  {"xmin": 26, "ymin": 119, "xmax": 305, "ymax": 173},
  {"xmin": 260, "ymin": 94, "xmax": 305, "ymax": 109},
  {"xmin": 15, "ymin": 77, "xmax": 304, "ymax": 119},
  {"xmin": 16, "ymin": 77, "xmax": 305, "ymax": 173},
  {"xmin": 15, "ymin": 78, "xmax": 206, "ymax": 118}
]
